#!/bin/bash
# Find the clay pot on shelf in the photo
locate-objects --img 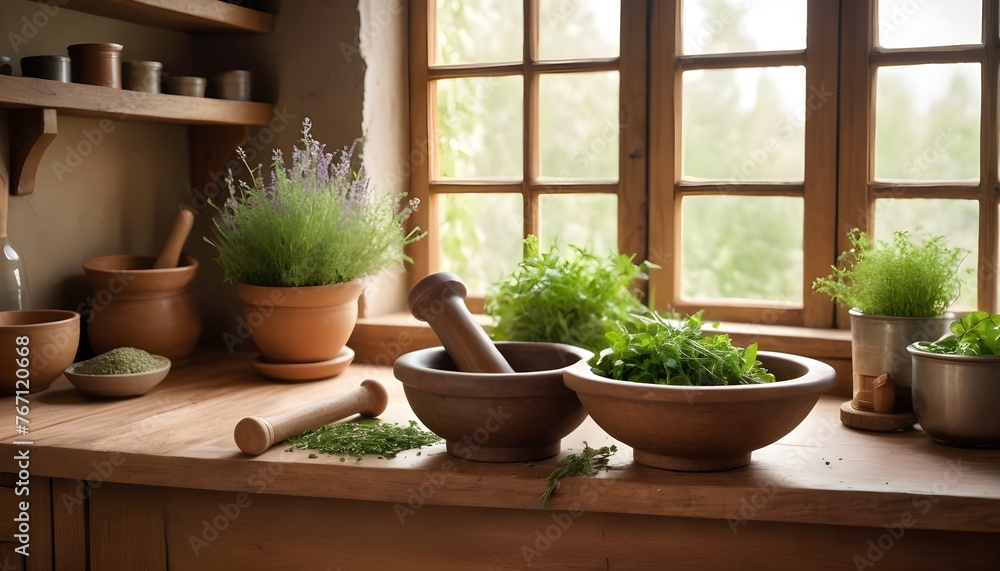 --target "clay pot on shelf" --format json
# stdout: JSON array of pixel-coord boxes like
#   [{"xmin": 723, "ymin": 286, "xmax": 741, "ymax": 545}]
[
  {"xmin": 212, "ymin": 70, "xmax": 252, "ymax": 101},
  {"xmin": 122, "ymin": 61, "xmax": 162, "ymax": 93},
  {"xmin": 235, "ymin": 280, "xmax": 363, "ymax": 379},
  {"xmin": 164, "ymin": 76, "xmax": 207, "ymax": 97},
  {"xmin": 20, "ymin": 55, "xmax": 70, "ymax": 82},
  {"xmin": 68, "ymin": 43, "xmax": 123, "ymax": 88},
  {"xmin": 82, "ymin": 254, "xmax": 201, "ymax": 362}
]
